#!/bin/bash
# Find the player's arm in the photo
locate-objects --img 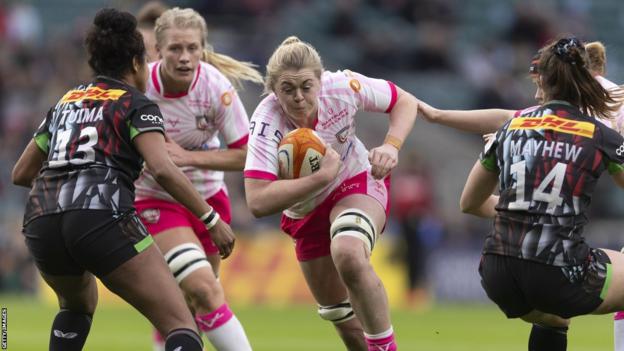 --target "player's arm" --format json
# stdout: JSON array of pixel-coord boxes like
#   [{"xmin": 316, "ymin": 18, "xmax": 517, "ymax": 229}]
[
  {"xmin": 419, "ymin": 99, "xmax": 514, "ymax": 134},
  {"xmin": 134, "ymin": 130, "xmax": 236, "ymax": 258},
  {"xmin": 12, "ymin": 139, "xmax": 47, "ymax": 188},
  {"xmin": 370, "ymin": 86, "xmax": 418, "ymax": 179},
  {"xmin": 245, "ymin": 147, "xmax": 341, "ymax": 217},
  {"xmin": 165, "ymin": 138, "xmax": 247, "ymax": 171},
  {"xmin": 460, "ymin": 160, "xmax": 499, "ymax": 218}
]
